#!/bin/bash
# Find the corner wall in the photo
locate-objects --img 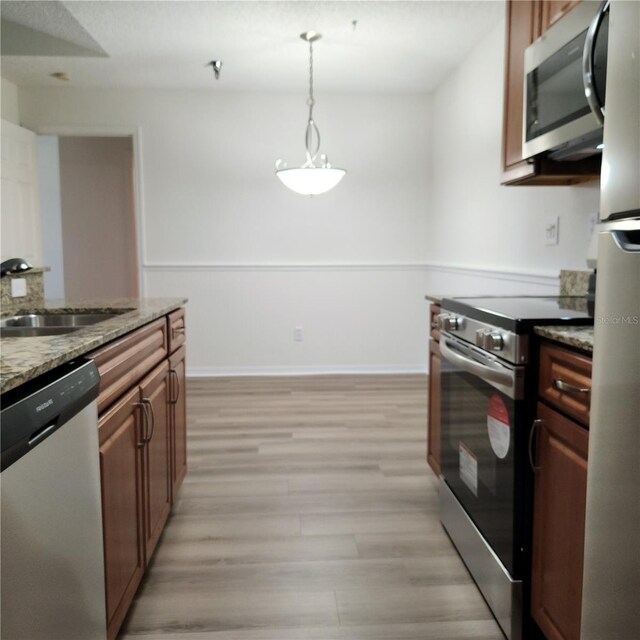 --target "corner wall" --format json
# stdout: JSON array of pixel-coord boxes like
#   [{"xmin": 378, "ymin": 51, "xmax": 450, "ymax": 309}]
[
  {"xmin": 18, "ymin": 88, "xmax": 433, "ymax": 374},
  {"xmin": 426, "ymin": 19, "xmax": 600, "ymax": 289}
]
